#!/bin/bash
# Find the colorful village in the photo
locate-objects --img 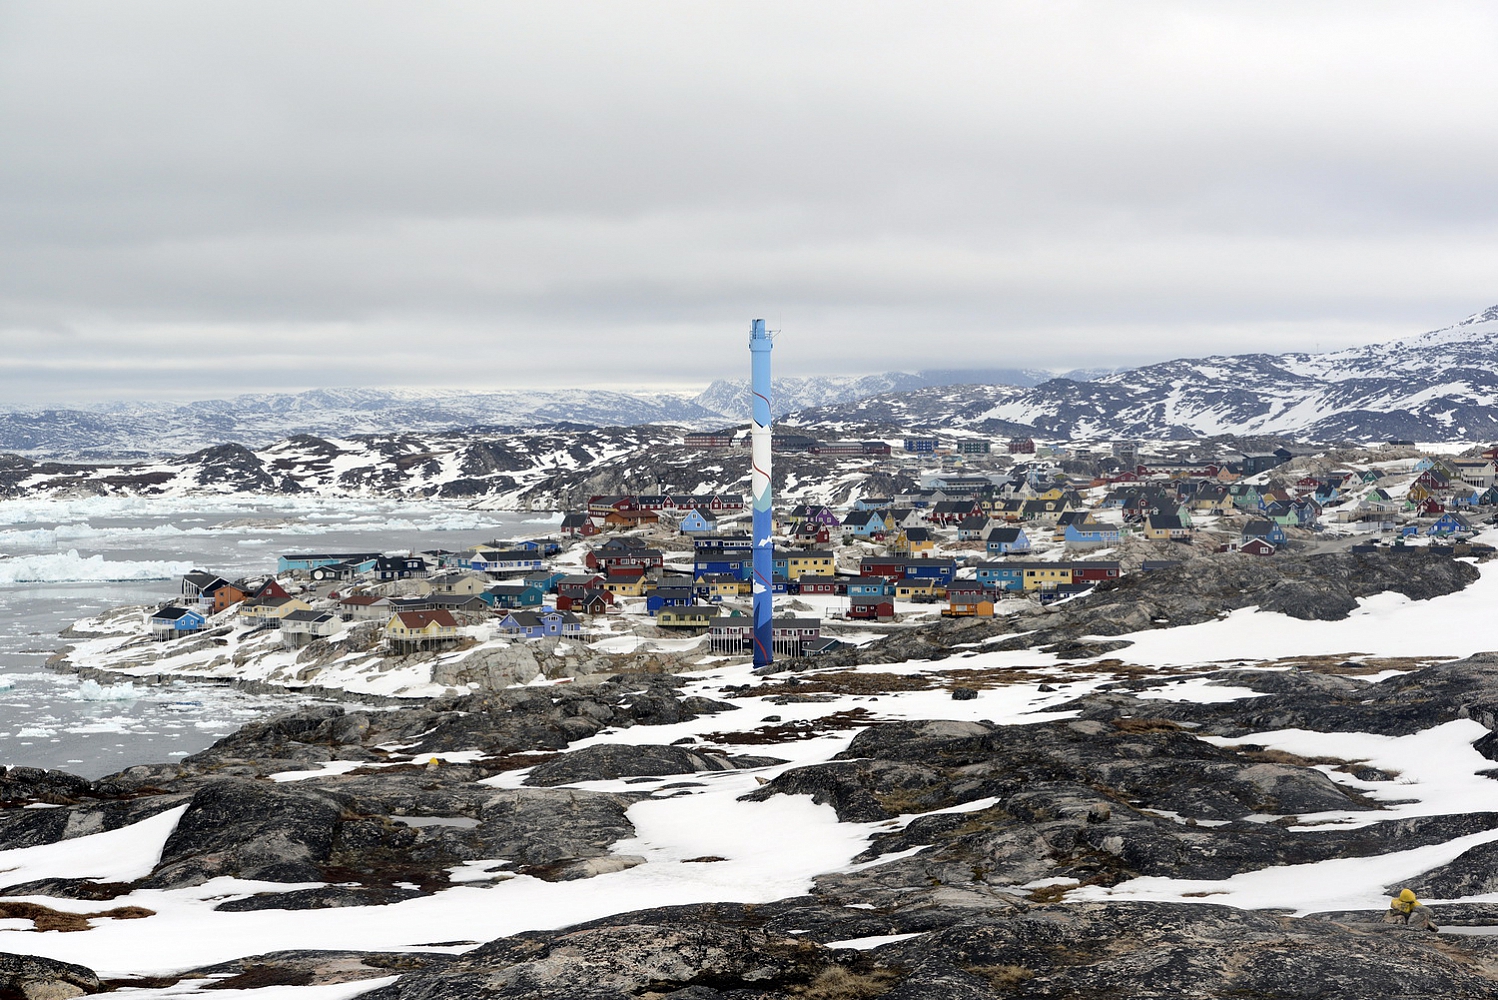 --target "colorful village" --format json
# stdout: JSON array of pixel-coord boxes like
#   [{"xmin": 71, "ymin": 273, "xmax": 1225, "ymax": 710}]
[{"xmin": 140, "ymin": 436, "xmax": 1498, "ymax": 676}]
